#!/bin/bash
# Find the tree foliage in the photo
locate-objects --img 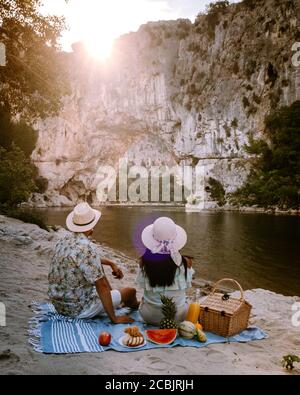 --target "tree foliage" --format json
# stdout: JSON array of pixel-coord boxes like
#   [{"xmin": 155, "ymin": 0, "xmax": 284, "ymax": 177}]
[
  {"xmin": 206, "ymin": 0, "xmax": 230, "ymax": 14},
  {"xmin": 0, "ymin": 1, "xmax": 67, "ymax": 210},
  {"xmin": 232, "ymin": 101, "xmax": 300, "ymax": 209},
  {"xmin": 0, "ymin": 144, "xmax": 37, "ymax": 207},
  {"xmin": 0, "ymin": 105, "xmax": 37, "ymax": 156},
  {"xmin": 0, "ymin": 0, "xmax": 69, "ymax": 119},
  {"xmin": 208, "ymin": 177, "xmax": 226, "ymax": 206}
]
